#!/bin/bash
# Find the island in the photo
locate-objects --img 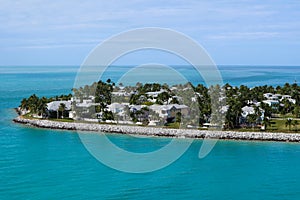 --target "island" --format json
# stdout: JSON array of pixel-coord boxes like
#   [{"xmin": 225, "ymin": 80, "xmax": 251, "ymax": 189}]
[{"xmin": 13, "ymin": 79, "xmax": 300, "ymax": 142}]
